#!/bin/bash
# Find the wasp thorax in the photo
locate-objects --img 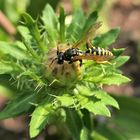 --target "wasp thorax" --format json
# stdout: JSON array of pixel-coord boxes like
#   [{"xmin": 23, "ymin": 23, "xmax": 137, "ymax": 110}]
[{"xmin": 43, "ymin": 43, "xmax": 82, "ymax": 86}]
